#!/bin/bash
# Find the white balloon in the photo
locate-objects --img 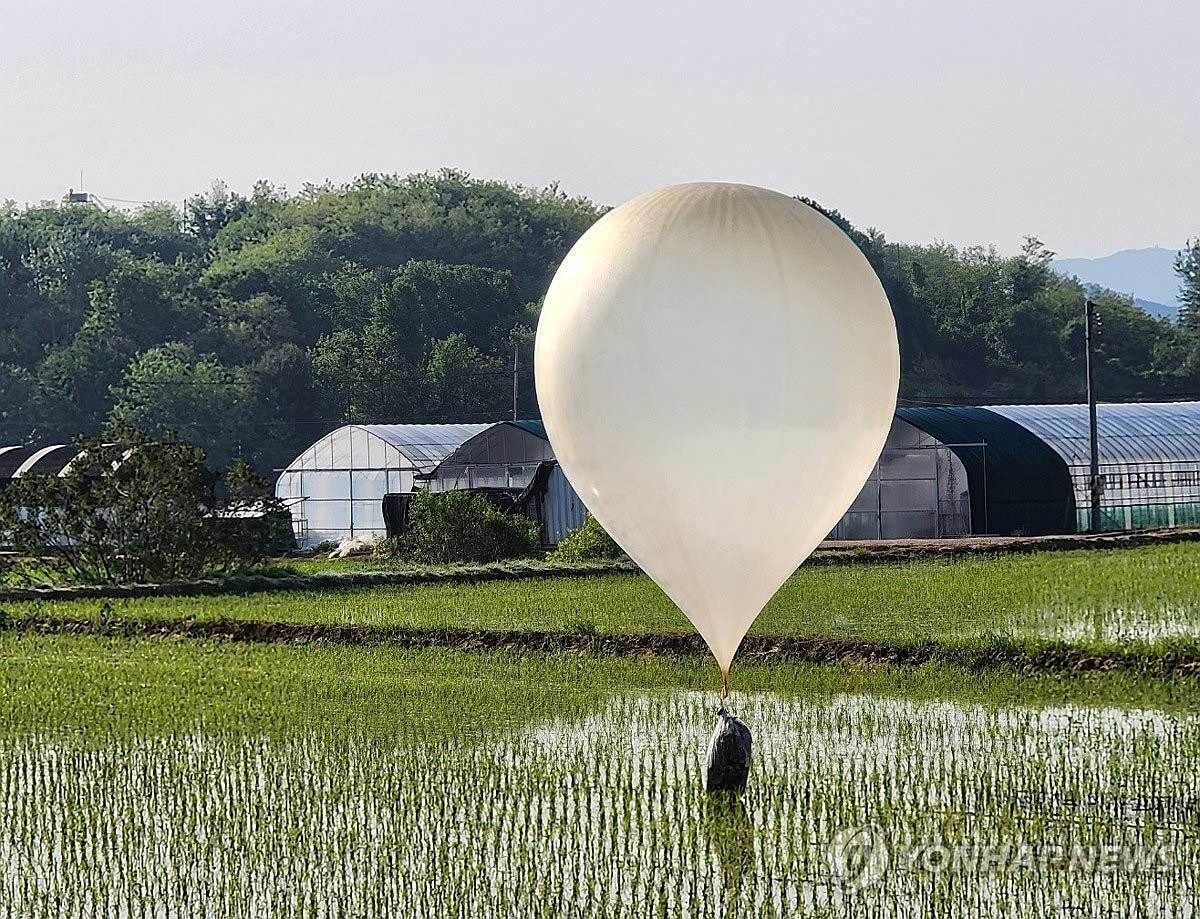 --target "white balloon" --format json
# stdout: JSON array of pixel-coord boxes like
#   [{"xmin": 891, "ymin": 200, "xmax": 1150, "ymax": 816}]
[{"xmin": 535, "ymin": 183, "xmax": 898, "ymax": 676}]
